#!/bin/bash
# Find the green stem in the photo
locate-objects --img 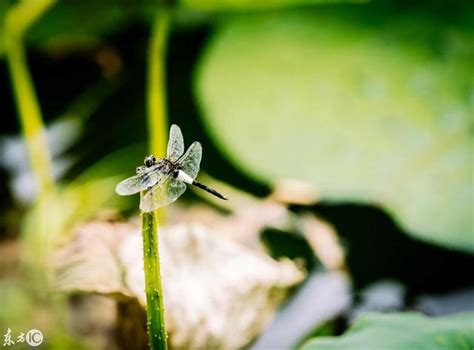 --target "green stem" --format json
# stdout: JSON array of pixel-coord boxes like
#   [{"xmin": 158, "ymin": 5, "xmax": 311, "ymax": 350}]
[
  {"xmin": 142, "ymin": 8, "xmax": 171, "ymax": 350},
  {"xmin": 142, "ymin": 210, "xmax": 167, "ymax": 350},
  {"xmin": 147, "ymin": 9, "xmax": 171, "ymax": 157},
  {"xmin": 4, "ymin": 0, "xmax": 56, "ymax": 197}
]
